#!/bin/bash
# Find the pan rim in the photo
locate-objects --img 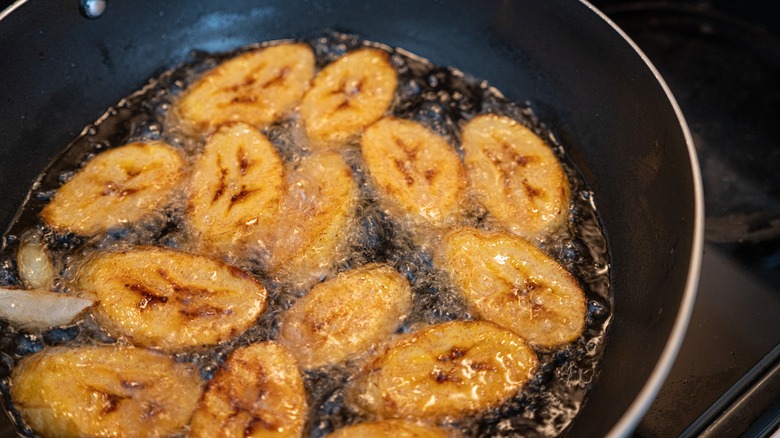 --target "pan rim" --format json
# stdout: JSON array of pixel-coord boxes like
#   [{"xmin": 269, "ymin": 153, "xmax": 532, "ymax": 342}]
[
  {"xmin": 0, "ymin": 0, "xmax": 27, "ymax": 22},
  {"xmin": 580, "ymin": 1, "xmax": 705, "ymax": 436}
]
